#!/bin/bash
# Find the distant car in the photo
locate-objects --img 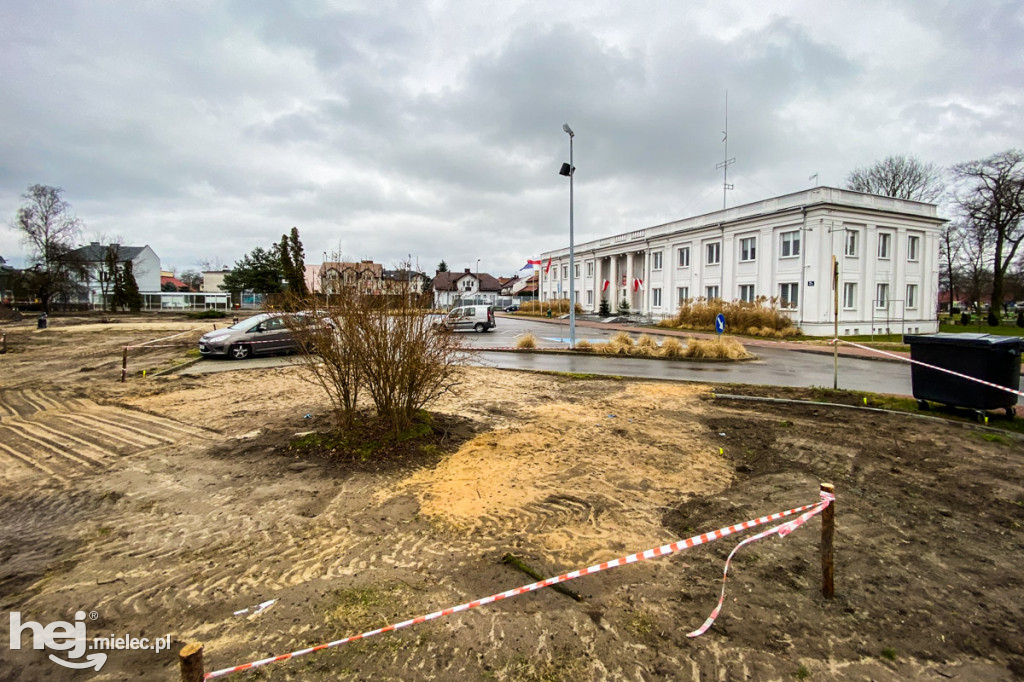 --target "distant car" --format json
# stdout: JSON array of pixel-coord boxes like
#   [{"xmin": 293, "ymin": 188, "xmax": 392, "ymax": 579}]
[
  {"xmin": 503, "ymin": 304, "xmax": 520, "ymax": 312},
  {"xmin": 432, "ymin": 305, "xmax": 496, "ymax": 333},
  {"xmin": 198, "ymin": 311, "xmax": 329, "ymax": 360}
]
